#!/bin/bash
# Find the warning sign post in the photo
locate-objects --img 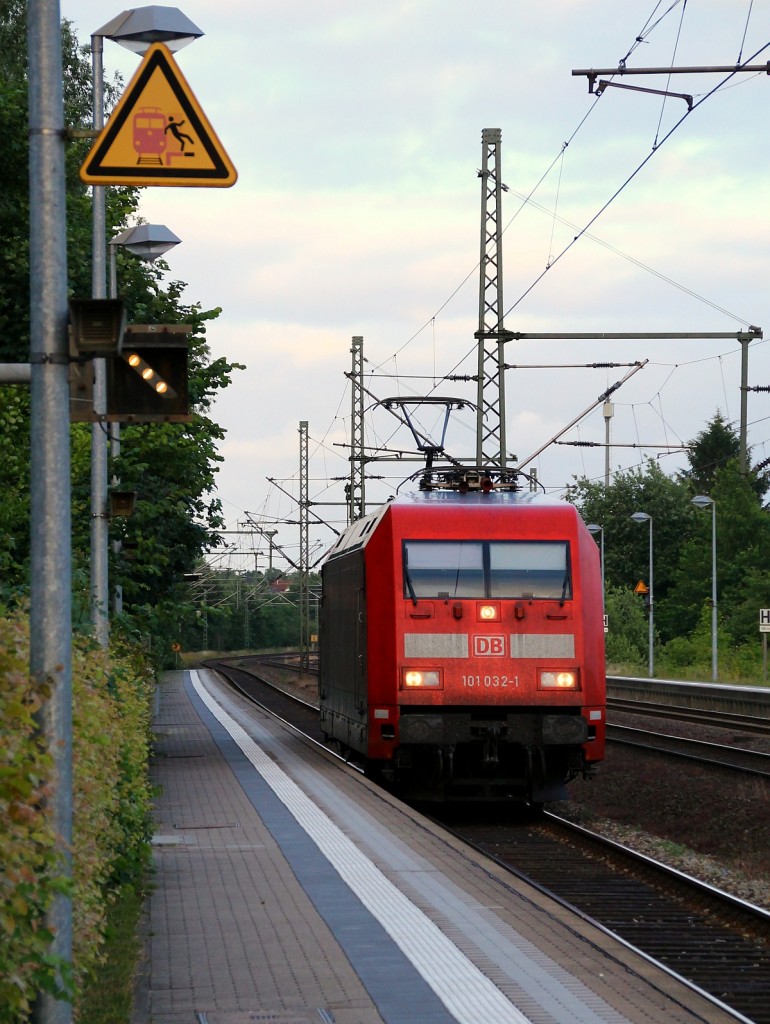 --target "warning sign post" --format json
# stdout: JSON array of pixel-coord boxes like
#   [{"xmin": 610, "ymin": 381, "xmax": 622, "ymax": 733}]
[{"xmin": 80, "ymin": 43, "xmax": 236, "ymax": 187}]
